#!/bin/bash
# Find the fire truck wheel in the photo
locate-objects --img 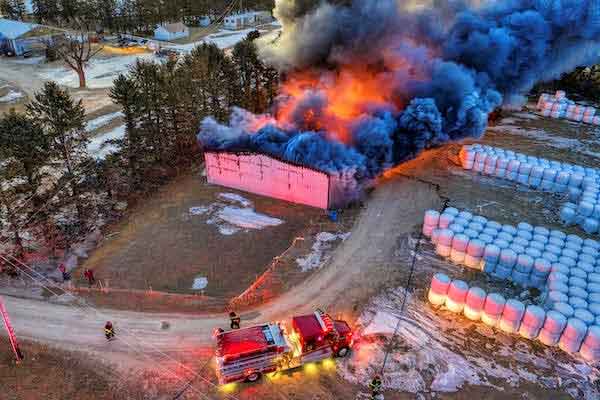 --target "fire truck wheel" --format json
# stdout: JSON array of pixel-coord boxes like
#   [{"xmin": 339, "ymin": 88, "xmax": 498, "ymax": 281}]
[
  {"xmin": 336, "ymin": 347, "xmax": 350, "ymax": 358},
  {"xmin": 246, "ymin": 372, "xmax": 262, "ymax": 383}
]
